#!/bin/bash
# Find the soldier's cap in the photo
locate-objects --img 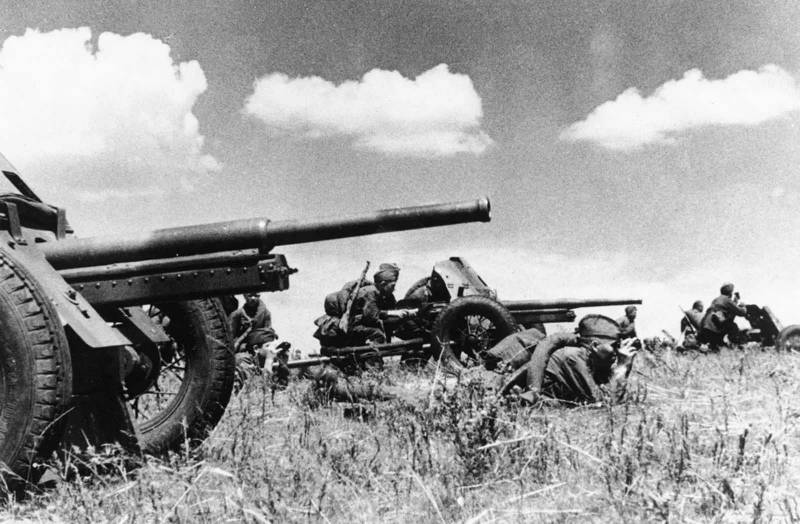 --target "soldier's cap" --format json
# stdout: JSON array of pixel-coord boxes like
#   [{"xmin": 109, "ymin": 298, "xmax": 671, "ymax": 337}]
[
  {"xmin": 577, "ymin": 314, "xmax": 620, "ymax": 342},
  {"xmin": 720, "ymin": 282, "xmax": 735, "ymax": 295},
  {"xmin": 625, "ymin": 305, "xmax": 637, "ymax": 315},
  {"xmin": 374, "ymin": 262, "xmax": 400, "ymax": 284}
]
